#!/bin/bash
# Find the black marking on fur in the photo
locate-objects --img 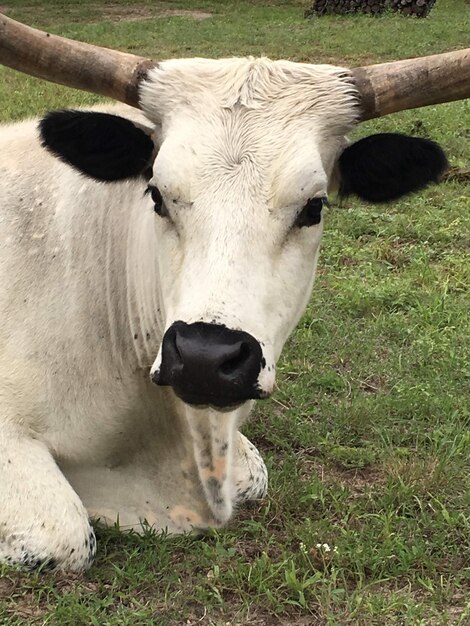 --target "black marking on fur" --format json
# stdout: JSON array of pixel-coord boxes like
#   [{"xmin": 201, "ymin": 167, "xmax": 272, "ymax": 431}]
[
  {"xmin": 237, "ymin": 488, "xmax": 251, "ymax": 500},
  {"xmin": 339, "ymin": 133, "xmax": 448, "ymax": 203},
  {"xmin": 39, "ymin": 110, "xmax": 155, "ymax": 182},
  {"xmin": 28, "ymin": 556, "xmax": 58, "ymax": 572},
  {"xmin": 199, "ymin": 448, "xmax": 213, "ymax": 470},
  {"xmin": 4, "ymin": 551, "xmax": 58, "ymax": 572},
  {"xmin": 206, "ymin": 477, "xmax": 223, "ymax": 505},
  {"xmin": 220, "ymin": 442, "xmax": 229, "ymax": 454}
]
